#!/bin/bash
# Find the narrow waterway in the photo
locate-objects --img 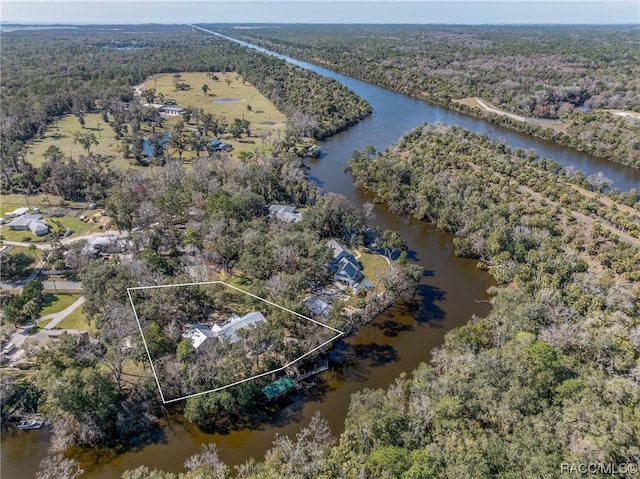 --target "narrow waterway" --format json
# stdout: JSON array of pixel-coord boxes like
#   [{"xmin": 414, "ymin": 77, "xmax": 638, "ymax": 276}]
[{"xmin": 3, "ymin": 26, "xmax": 638, "ymax": 478}]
